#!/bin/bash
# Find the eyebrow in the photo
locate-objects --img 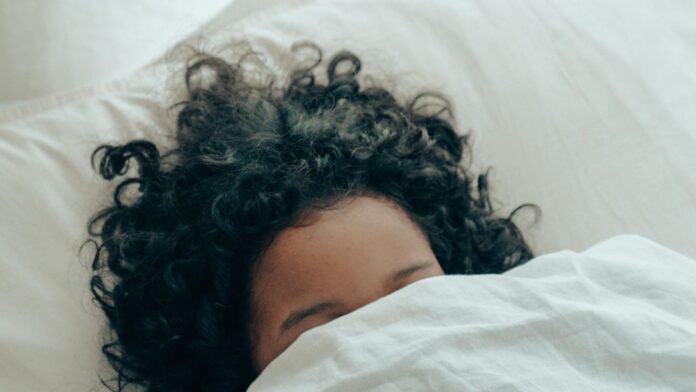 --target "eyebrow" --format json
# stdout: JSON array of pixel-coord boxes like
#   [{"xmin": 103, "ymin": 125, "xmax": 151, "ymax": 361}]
[{"xmin": 278, "ymin": 260, "xmax": 434, "ymax": 335}]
